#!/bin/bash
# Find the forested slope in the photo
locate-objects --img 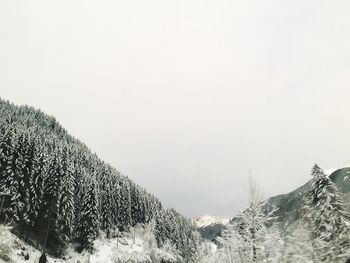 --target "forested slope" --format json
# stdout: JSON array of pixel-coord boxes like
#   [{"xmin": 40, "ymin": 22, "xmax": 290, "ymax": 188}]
[{"xmin": 0, "ymin": 98, "xmax": 198, "ymax": 259}]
